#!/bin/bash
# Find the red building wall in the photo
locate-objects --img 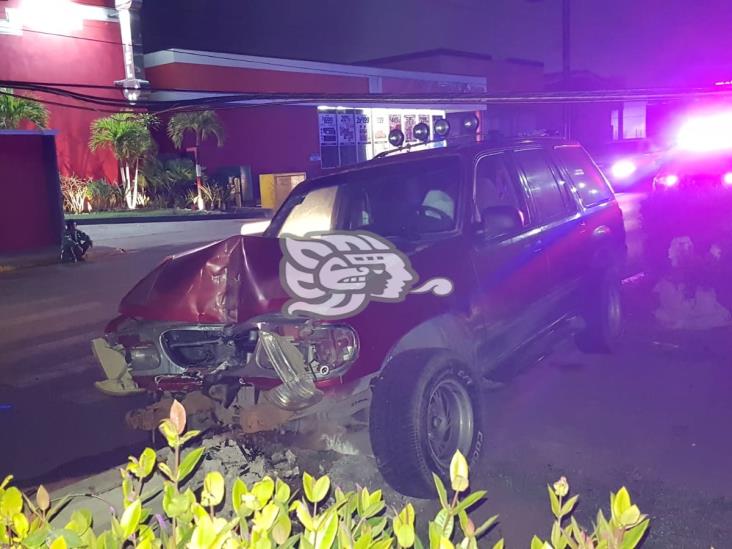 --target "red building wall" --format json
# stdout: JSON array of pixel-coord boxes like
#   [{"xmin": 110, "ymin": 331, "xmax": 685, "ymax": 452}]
[{"xmin": 0, "ymin": 0, "xmax": 124, "ymax": 181}]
